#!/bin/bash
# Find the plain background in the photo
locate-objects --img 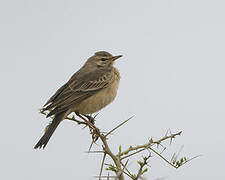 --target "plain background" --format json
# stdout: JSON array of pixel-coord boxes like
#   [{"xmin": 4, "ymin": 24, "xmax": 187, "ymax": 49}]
[{"xmin": 0, "ymin": 0, "xmax": 224, "ymax": 179}]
